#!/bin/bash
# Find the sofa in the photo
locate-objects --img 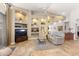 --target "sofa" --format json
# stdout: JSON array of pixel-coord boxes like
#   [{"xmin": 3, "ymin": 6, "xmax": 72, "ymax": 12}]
[{"xmin": 48, "ymin": 31, "xmax": 64, "ymax": 45}]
